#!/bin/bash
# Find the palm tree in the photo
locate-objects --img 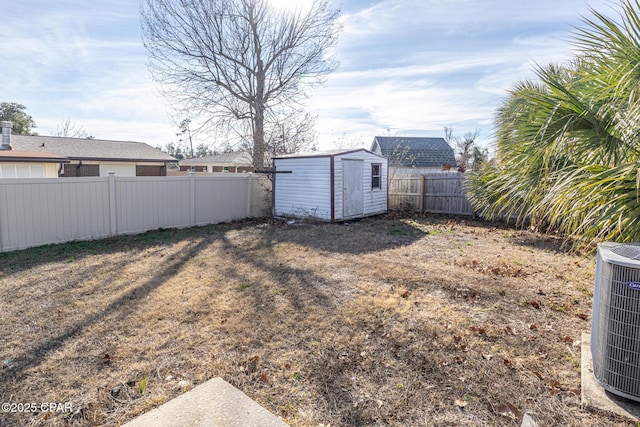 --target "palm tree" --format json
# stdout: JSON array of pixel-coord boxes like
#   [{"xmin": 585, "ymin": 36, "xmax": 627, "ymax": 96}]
[{"xmin": 467, "ymin": 0, "xmax": 640, "ymax": 249}]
